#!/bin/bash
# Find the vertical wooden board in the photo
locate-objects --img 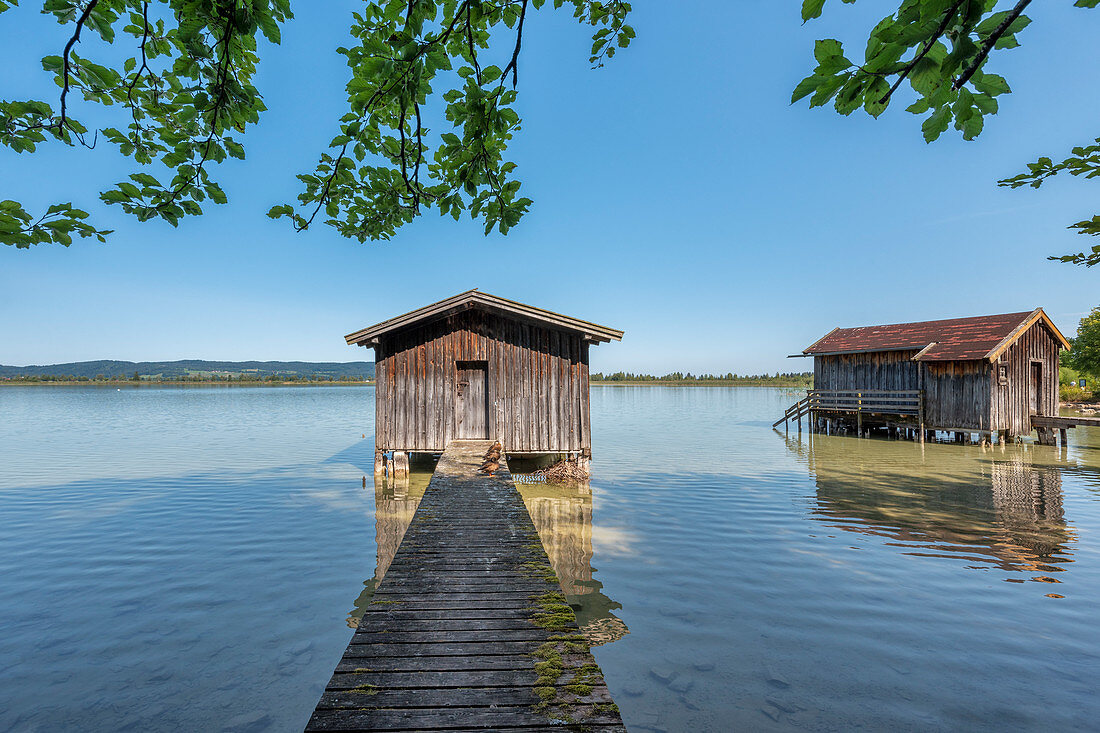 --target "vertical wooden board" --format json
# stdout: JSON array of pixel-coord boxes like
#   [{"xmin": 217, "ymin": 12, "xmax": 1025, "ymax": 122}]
[
  {"xmin": 514, "ymin": 323, "xmax": 525, "ymax": 452},
  {"xmin": 549, "ymin": 330, "xmax": 561, "ymax": 451},
  {"xmin": 443, "ymin": 331, "xmax": 455, "ymax": 445},
  {"xmin": 580, "ymin": 343, "xmax": 591, "ymax": 452},
  {"xmin": 533, "ymin": 327, "xmax": 544, "ymax": 451},
  {"xmin": 567, "ymin": 332, "xmax": 576, "ymax": 449},
  {"xmin": 389, "ymin": 339, "xmax": 399, "ymax": 450},
  {"xmin": 528, "ymin": 323, "xmax": 536, "ymax": 451},
  {"xmin": 390, "ymin": 339, "xmax": 400, "ymax": 450},
  {"xmin": 540, "ymin": 328, "xmax": 551, "ymax": 451},
  {"xmin": 515, "ymin": 323, "xmax": 525, "ymax": 453},
  {"xmin": 375, "ymin": 347, "xmax": 388, "ymax": 450},
  {"xmin": 512, "ymin": 324, "xmax": 521, "ymax": 452},
  {"xmin": 573, "ymin": 335, "xmax": 583, "ymax": 451},
  {"xmin": 392, "ymin": 341, "xmax": 400, "ymax": 449},
  {"xmin": 419, "ymin": 338, "xmax": 429, "ymax": 449},
  {"xmin": 493, "ymin": 325, "xmax": 506, "ymax": 444},
  {"xmin": 538, "ymin": 327, "xmax": 548, "ymax": 451},
  {"xmin": 412, "ymin": 341, "xmax": 422, "ymax": 450},
  {"xmin": 426, "ymin": 332, "xmax": 439, "ymax": 450},
  {"xmin": 397, "ymin": 337, "xmax": 409, "ymax": 450},
  {"xmin": 502, "ymin": 323, "xmax": 513, "ymax": 449}
]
